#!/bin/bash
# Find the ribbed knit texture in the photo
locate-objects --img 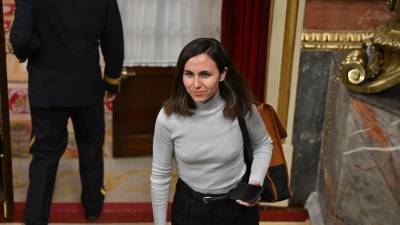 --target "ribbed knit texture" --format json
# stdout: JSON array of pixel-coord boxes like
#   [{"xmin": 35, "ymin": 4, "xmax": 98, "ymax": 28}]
[{"xmin": 151, "ymin": 93, "xmax": 273, "ymax": 225}]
